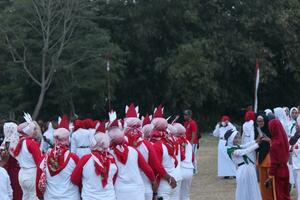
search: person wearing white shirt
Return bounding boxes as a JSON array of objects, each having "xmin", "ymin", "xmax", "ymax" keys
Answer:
[
  {"xmin": 213, "ymin": 115, "xmax": 236, "ymax": 178},
  {"xmin": 0, "ymin": 166, "xmax": 13, "ymax": 200}
]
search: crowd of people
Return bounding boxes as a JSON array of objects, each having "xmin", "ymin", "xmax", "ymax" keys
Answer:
[
  {"xmin": 0, "ymin": 104, "xmax": 199, "ymax": 200},
  {"xmin": 213, "ymin": 106, "xmax": 300, "ymax": 200}
]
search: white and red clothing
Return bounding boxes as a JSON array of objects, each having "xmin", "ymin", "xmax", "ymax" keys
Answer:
[
  {"xmin": 110, "ymin": 145, "xmax": 155, "ymax": 200},
  {"xmin": 71, "ymin": 151, "xmax": 118, "ymax": 200},
  {"xmin": 0, "ymin": 167, "xmax": 13, "ymax": 200},
  {"xmin": 179, "ymin": 138, "xmax": 194, "ymax": 200},
  {"xmin": 152, "ymin": 140, "xmax": 177, "ymax": 200},
  {"xmin": 14, "ymin": 137, "xmax": 42, "ymax": 200},
  {"xmin": 71, "ymin": 128, "xmax": 93, "ymax": 158},
  {"xmin": 169, "ymin": 136, "xmax": 182, "ymax": 200},
  {"xmin": 39, "ymin": 148, "xmax": 80, "ymax": 200},
  {"xmin": 134, "ymin": 139, "xmax": 167, "ymax": 200}
]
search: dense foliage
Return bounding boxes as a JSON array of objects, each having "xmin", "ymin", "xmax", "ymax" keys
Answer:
[{"xmin": 0, "ymin": 0, "xmax": 300, "ymax": 129}]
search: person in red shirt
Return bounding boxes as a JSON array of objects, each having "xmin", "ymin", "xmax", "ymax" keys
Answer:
[{"xmin": 183, "ymin": 109, "xmax": 199, "ymax": 174}]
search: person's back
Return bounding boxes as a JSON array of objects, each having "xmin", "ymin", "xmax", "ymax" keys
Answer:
[
  {"xmin": 0, "ymin": 166, "xmax": 13, "ymax": 200},
  {"xmin": 41, "ymin": 151, "xmax": 79, "ymax": 200}
]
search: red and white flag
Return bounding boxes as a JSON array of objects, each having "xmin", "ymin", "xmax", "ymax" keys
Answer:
[{"xmin": 254, "ymin": 60, "xmax": 260, "ymax": 113}]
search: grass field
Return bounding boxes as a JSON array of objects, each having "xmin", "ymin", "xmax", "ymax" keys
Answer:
[{"xmin": 190, "ymin": 135, "xmax": 235, "ymax": 200}]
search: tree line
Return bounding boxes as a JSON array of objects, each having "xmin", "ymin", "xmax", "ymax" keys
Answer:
[{"xmin": 0, "ymin": 0, "xmax": 300, "ymax": 129}]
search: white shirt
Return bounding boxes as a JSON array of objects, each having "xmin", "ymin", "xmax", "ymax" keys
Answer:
[
  {"xmin": 16, "ymin": 140, "xmax": 36, "ymax": 169},
  {"xmin": 71, "ymin": 128, "xmax": 94, "ymax": 158},
  {"xmin": 0, "ymin": 167, "xmax": 13, "ymax": 200},
  {"xmin": 81, "ymin": 155, "xmax": 117, "ymax": 200},
  {"xmin": 40, "ymin": 153, "xmax": 80, "ymax": 200},
  {"xmin": 181, "ymin": 142, "xmax": 194, "ymax": 169},
  {"xmin": 110, "ymin": 146, "xmax": 145, "ymax": 193},
  {"xmin": 230, "ymin": 142, "xmax": 259, "ymax": 167}
]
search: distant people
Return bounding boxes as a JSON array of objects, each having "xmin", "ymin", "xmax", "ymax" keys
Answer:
[
  {"xmin": 254, "ymin": 113, "xmax": 274, "ymax": 200},
  {"xmin": 225, "ymin": 129, "xmax": 262, "ymax": 200},
  {"xmin": 289, "ymin": 107, "xmax": 299, "ymax": 137},
  {"xmin": 183, "ymin": 110, "xmax": 199, "ymax": 174},
  {"xmin": 267, "ymin": 119, "xmax": 291, "ymax": 200},
  {"xmin": 41, "ymin": 117, "xmax": 59, "ymax": 153},
  {"xmin": 213, "ymin": 115, "xmax": 236, "ymax": 178}
]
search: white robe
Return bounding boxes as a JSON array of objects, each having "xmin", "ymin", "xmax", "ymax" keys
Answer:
[
  {"xmin": 0, "ymin": 167, "xmax": 13, "ymax": 200},
  {"xmin": 229, "ymin": 142, "xmax": 262, "ymax": 200},
  {"xmin": 213, "ymin": 123, "xmax": 236, "ymax": 177},
  {"xmin": 241, "ymin": 120, "xmax": 256, "ymax": 162},
  {"xmin": 180, "ymin": 142, "xmax": 194, "ymax": 200}
]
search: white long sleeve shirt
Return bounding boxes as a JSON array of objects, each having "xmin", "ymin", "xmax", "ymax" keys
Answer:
[{"xmin": 0, "ymin": 167, "xmax": 13, "ymax": 200}]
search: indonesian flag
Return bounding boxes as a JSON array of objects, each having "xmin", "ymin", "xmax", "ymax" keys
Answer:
[{"xmin": 254, "ymin": 60, "xmax": 260, "ymax": 113}]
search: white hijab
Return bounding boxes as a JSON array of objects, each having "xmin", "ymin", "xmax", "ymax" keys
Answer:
[
  {"xmin": 2, "ymin": 122, "xmax": 19, "ymax": 154},
  {"xmin": 274, "ymin": 107, "xmax": 290, "ymax": 134}
]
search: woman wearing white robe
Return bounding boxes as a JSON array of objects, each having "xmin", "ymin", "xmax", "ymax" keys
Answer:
[
  {"xmin": 213, "ymin": 116, "xmax": 236, "ymax": 177},
  {"xmin": 225, "ymin": 130, "xmax": 262, "ymax": 200}
]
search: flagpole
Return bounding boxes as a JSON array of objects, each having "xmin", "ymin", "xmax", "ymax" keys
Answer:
[
  {"xmin": 105, "ymin": 53, "xmax": 112, "ymax": 111},
  {"xmin": 254, "ymin": 59, "xmax": 260, "ymax": 113}
]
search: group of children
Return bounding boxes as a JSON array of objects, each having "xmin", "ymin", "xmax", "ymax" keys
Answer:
[{"xmin": 0, "ymin": 104, "xmax": 195, "ymax": 200}]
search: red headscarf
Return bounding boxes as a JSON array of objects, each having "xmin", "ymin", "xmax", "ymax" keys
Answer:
[
  {"xmin": 245, "ymin": 111, "xmax": 255, "ymax": 121},
  {"xmin": 269, "ymin": 119, "xmax": 289, "ymax": 164}
]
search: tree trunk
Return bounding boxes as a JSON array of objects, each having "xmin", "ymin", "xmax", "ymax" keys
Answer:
[{"xmin": 32, "ymin": 86, "xmax": 46, "ymax": 120}]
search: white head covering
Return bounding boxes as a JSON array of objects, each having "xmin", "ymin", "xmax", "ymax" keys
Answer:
[
  {"xmin": 274, "ymin": 107, "xmax": 290, "ymax": 134},
  {"xmin": 173, "ymin": 123, "xmax": 186, "ymax": 137},
  {"xmin": 2, "ymin": 122, "xmax": 19, "ymax": 153},
  {"xmin": 167, "ymin": 124, "xmax": 177, "ymax": 136},
  {"xmin": 297, "ymin": 115, "xmax": 300, "ymax": 127},
  {"xmin": 290, "ymin": 107, "xmax": 298, "ymax": 119},
  {"xmin": 226, "ymin": 130, "xmax": 238, "ymax": 147},
  {"xmin": 264, "ymin": 109, "xmax": 273, "ymax": 116},
  {"xmin": 152, "ymin": 118, "xmax": 168, "ymax": 131},
  {"xmin": 90, "ymin": 133, "xmax": 110, "ymax": 151},
  {"xmin": 142, "ymin": 124, "xmax": 153, "ymax": 139}
]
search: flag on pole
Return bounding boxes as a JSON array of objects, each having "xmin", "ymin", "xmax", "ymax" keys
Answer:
[{"xmin": 254, "ymin": 60, "xmax": 260, "ymax": 113}]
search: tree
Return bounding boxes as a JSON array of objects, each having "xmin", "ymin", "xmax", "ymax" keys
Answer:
[{"xmin": 1, "ymin": 0, "xmax": 123, "ymax": 119}]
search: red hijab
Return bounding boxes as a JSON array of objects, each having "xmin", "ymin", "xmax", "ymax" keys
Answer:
[{"xmin": 269, "ymin": 119, "xmax": 289, "ymax": 164}]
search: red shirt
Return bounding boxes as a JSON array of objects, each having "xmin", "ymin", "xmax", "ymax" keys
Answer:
[{"xmin": 184, "ymin": 119, "xmax": 198, "ymax": 144}]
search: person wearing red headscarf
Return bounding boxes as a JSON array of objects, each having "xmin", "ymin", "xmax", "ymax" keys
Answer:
[
  {"xmin": 213, "ymin": 115, "xmax": 237, "ymax": 178},
  {"xmin": 268, "ymin": 119, "xmax": 291, "ymax": 200},
  {"xmin": 241, "ymin": 111, "xmax": 256, "ymax": 162}
]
